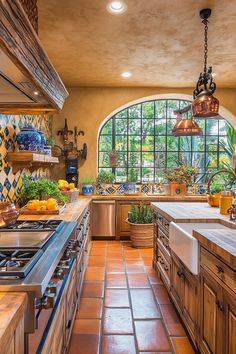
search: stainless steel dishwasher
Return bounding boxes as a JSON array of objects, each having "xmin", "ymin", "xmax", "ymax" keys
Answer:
[{"xmin": 92, "ymin": 200, "xmax": 116, "ymax": 239}]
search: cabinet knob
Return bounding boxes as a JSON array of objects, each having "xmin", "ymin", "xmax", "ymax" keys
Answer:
[
  {"xmin": 216, "ymin": 299, "xmax": 225, "ymax": 312},
  {"xmin": 177, "ymin": 270, "xmax": 185, "ymax": 279},
  {"xmin": 216, "ymin": 265, "xmax": 224, "ymax": 274}
]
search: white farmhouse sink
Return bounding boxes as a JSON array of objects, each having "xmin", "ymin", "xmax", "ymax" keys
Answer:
[{"xmin": 169, "ymin": 222, "xmax": 229, "ymax": 275}]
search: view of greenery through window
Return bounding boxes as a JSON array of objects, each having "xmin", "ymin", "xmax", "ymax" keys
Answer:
[{"xmin": 98, "ymin": 99, "xmax": 231, "ymax": 183}]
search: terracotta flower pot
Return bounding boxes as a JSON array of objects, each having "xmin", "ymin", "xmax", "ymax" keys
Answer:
[
  {"xmin": 126, "ymin": 220, "xmax": 154, "ymax": 248},
  {"xmin": 207, "ymin": 193, "xmax": 220, "ymax": 207},
  {"xmin": 169, "ymin": 182, "xmax": 187, "ymax": 196}
]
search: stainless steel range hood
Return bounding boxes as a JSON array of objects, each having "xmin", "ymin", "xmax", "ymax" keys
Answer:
[{"xmin": 0, "ymin": 0, "xmax": 68, "ymax": 114}]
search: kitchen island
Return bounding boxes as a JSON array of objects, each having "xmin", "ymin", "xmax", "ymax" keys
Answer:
[
  {"xmin": 0, "ymin": 292, "xmax": 27, "ymax": 354},
  {"xmin": 152, "ymin": 201, "xmax": 236, "ymax": 354}
]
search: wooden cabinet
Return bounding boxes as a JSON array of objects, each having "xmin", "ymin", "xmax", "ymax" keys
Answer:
[
  {"xmin": 199, "ymin": 247, "xmax": 236, "ymax": 354},
  {"xmin": 116, "ymin": 201, "xmax": 150, "ymax": 239},
  {"xmin": 3, "ymin": 316, "xmax": 25, "ymax": 354},
  {"xmin": 170, "ymin": 253, "xmax": 198, "ymax": 345}
]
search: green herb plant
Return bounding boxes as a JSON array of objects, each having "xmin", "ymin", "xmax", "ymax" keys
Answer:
[
  {"xmin": 96, "ymin": 171, "xmax": 115, "ymax": 188},
  {"xmin": 210, "ymin": 183, "xmax": 224, "ymax": 195},
  {"xmin": 45, "ymin": 137, "xmax": 55, "ymax": 146},
  {"xmin": 81, "ymin": 177, "xmax": 94, "ymax": 184},
  {"xmin": 128, "ymin": 202, "xmax": 154, "ymax": 224},
  {"xmin": 19, "ymin": 177, "xmax": 68, "ymax": 206},
  {"xmin": 127, "ymin": 168, "xmax": 138, "ymax": 183}
]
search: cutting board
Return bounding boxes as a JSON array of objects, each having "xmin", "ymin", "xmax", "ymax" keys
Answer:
[{"xmin": 20, "ymin": 203, "xmax": 66, "ymax": 215}]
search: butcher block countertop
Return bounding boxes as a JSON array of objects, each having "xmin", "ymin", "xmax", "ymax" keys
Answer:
[
  {"xmin": 151, "ymin": 202, "xmax": 236, "ymax": 226},
  {"xmin": 0, "ymin": 292, "xmax": 27, "ymax": 352},
  {"xmin": 19, "ymin": 198, "xmax": 91, "ymax": 222},
  {"xmin": 193, "ymin": 229, "xmax": 236, "ymax": 268}
]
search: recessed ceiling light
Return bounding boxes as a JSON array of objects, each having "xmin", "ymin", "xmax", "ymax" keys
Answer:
[
  {"xmin": 107, "ymin": 1, "xmax": 127, "ymax": 14},
  {"xmin": 33, "ymin": 91, "xmax": 39, "ymax": 95},
  {"xmin": 121, "ymin": 71, "xmax": 132, "ymax": 78}
]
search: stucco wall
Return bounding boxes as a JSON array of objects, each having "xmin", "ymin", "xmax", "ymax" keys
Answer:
[{"xmin": 52, "ymin": 87, "xmax": 236, "ymax": 181}]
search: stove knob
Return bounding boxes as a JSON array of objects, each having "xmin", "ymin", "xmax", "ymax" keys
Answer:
[
  {"xmin": 54, "ymin": 267, "xmax": 64, "ymax": 279},
  {"xmin": 43, "ymin": 293, "xmax": 56, "ymax": 309},
  {"xmin": 47, "ymin": 282, "xmax": 57, "ymax": 295}
]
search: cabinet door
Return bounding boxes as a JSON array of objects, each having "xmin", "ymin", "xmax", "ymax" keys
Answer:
[
  {"xmin": 170, "ymin": 255, "xmax": 184, "ymax": 314},
  {"xmin": 119, "ymin": 203, "xmax": 132, "ymax": 233},
  {"xmin": 53, "ymin": 298, "xmax": 65, "ymax": 354},
  {"xmin": 65, "ymin": 264, "xmax": 77, "ymax": 347},
  {"xmin": 182, "ymin": 270, "xmax": 198, "ymax": 343},
  {"xmin": 199, "ymin": 268, "xmax": 223, "ymax": 354},
  {"xmin": 14, "ymin": 317, "xmax": 24, "ymax": 354},
  {"xmin": 223, "ymin": 289, "xmax": 236, "ymax": 354}
]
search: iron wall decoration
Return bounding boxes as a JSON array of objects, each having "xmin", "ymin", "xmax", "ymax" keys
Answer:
[{"xmin": 192, "ymin": 8, "xmax": 219, "ymax": 118}]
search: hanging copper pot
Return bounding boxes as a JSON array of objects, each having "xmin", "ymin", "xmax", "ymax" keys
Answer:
[
  {"xmin": 172, "ymin": 115, "xmax": 203, "ymax": 136},
  {"xmin": 192, "ymin": 92, "xmax": 219, "ymax": 118}
]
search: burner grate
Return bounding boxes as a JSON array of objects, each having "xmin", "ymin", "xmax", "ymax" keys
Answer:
[{"xmin": 4, "ymin": 220, "xmax": 63, "ymax": 231}]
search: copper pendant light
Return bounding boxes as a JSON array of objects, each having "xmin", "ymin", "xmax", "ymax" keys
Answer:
[
  {"xmin": 172, "ymin": 113, "xmax": 203, "ymax": 137},
  {"xmin": 192, "ymin": 8, "xmax": 219, "ymax": 118}
]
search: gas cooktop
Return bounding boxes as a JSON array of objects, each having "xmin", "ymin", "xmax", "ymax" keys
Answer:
[
  {"xmin": 2, "ymin": 220, "xmax": 64, "ymax": 232},
  {"xmin": 0, "ymin": 249, "xmax": 43, "ymax": 278}
]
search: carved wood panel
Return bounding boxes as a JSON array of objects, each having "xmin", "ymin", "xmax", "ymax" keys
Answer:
[{"xmin": 19, "ymin": 0, "xmax": 38, "ymax": 33}]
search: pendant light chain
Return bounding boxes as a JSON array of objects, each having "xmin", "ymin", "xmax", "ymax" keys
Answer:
[{"xmin": 203, "ymin": 18, "xmax": 208, "ymax": 74}]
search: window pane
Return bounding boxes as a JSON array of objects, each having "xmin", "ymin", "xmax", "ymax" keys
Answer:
[
  {"xmin": 117, "ymin": 152, "xmax": 127, "ymax": 167},
  {"xmin": 99, "ymin": 136, "xmax": 112, "ymax": 151},
  {"xmin": 115, "ymin": 119, "xmax": 127, "ymax": 134},
  {"xmin": 206, "ymin": 120, "xmax": 219, "ymax": 135},
  {"xmin": 167, "ymin": 136, "xmax": 178, "ymax": 151},
  {"xmin": 193, "ymin": 152, "xmax": 205, "ymax": 167},
  {"xmin": 116, "ymin": 110, "xmax": 127, "ymax": 118},
  {"xmin": 155, "ymin": 101, "xmax": 166, "ymax": 118},
  {"xmin": 128, "ymin": 105, "xmax": 141, "ymax": 118},
  {"xmin": 219, "ymin": 120, "xmax": 228, "ymax": 134},
  {"xmin": 101, "ymin": 119, "xmax": 112, "ymax": 135},
  {"xmin": 167, "ymin": 152, "xmax": 179, "ymax": 168},
  {"xmin": 219, "ymin": 153, "xmax": 231, "ymax": 168},
  {"xmin": 128, "ymin": 168, "xmax": 140, "ymax": 181},
  {"xmin": 128, "ymin": 152, "xmax": 141, "ymax": 167},
  {"xmin": 155, "ymin": 119, "xmax": 166, "ymax": 135},
  {"xmin": 142, "ymin": 152, "xmax": 154, "ymax": 167},
  {"xmin": 99, "ymin": 152, "xmax": 110, "ymax": 167},
  {"xmin": 192, "ymin": 136, "xmax": 204, "ymax": 152},
  {"xmin": 154, "ymin": 151, "xmax": 166, "ymax": 168},
  {"xmin": 167, "ymin": 100, "xmax": 179, "ymax": 118},
  {"xmin": 179, "ymin": 137, "xmax": 191, "ymax": 151},
  {"xmin": 167, "ymin": 119, "xmax": 175, "ymax": 134},
  {"xmin": 128, "ymin": 136, "xmax": 141, "ymax": 151},
  {"xmin": 128, "ymin": 119, "xmax": 141, "ymax": 135},
  {"xmin": 115, "ymin": 136, "xmax": 127, "ymax": 151},
  {"xmin": 142, "ymin": 168, "xmax": 154, "ymax": 182},
  {"xmin": 142, "ymin": 136, "xmax": 154, "ymax": 151},
  {"xmin": 155, "ymin": 136, "xmax": 166, "ymax": 151},
  {"xmin": 142, "ymin": 101, "xmax": 154, "ymax": 118},
  {"xmin": 142, "ymin": 119, "xmax": 154, "ymax": 135},
  {"xmin": 206, "ymin": 136, "xmax": 218, "ymax": 151},
  {"xmin": 195, "ymin": 118, "xmax": 206, "ymax": 131},
  {"xmin": 116, "ymin": 168, "xmax": 127, "ymax": 182}
]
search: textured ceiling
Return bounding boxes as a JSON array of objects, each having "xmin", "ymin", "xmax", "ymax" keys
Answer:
[{"xmin": 38, "ymin": 0, "xmax": 236, "ymax": 88}]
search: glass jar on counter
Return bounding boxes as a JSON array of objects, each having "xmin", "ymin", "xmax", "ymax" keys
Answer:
[{"xmin": 219, "ymin": 191, "xmax": 233, "ymax": 215}]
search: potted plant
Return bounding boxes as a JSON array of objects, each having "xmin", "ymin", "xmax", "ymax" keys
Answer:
[
  {"xmin": 207, "ymin": 183, "xmax": 224, "ymax": 207},
  {"xmin": 96, "ymin": 171, "xmax": 115, "ymax": 193},
  {"xmin": 124, "ymin": 168, "xmax": 137, "ymax": 194},
  {"xmin": 127, "ymin": 202, "xmax": 154, "ymax": 248},
  {"xmin": 165, "ymin": 165, "xmax": 198, "ymax": 196},
  {"xmin": 44, "ymin": 137, "xmax": 55, "ymax": 156},
  {"xmin": 81, "ymin": 177, "xmax": 94, "ymax": 196}
]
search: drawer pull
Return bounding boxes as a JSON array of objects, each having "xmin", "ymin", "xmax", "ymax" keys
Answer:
[
  {"xmin": 66, "ymin": 320, "xmax": 72, "ymax": 329},
  {"xmin": 216, "ymin": 299, "xmax": 225, "ymax": 312},
  {"xmin": 177, "ymin": 270, "xmax": 185, "ymax": 279},
  {"xmin": 216, "ymin": 265, "xmax": 224, "ymax": 274}
]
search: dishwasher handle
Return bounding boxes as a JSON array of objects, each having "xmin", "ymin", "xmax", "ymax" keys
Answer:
[{"xmin": 92, "ymin": 200, "xmax": 115, "ymax": 204}]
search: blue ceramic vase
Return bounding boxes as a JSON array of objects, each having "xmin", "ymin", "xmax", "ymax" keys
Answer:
[
  {"xmin": 82, "ymin": 184, "xmax": 94, "ymax": 196},
  {"xmin": 38, "ymin": 130, "xmax": 46, "ymax": 152},
  {"xmin": 16, "ymin": 126, "xmax": 41, "ymax": 152}
]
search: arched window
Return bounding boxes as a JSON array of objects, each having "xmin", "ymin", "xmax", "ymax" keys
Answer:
[{"xmin": 98, "ymin": 99, "xmax": 230, "ymax": 183}]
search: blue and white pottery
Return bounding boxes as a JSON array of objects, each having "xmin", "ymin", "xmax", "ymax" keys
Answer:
[
  {"xmin": 124, "ymin": 182, "xmax": 136, "ymax": 194},
  {"xmin": 38, "ymin": 130, "xmax": 46, "ymax": 152},
  {"xmin": 16, "ymin": 126, "xmax": 41, "ymax": 152},
  {"xmin": 82, "ymin": 184, "xmax": 94, "ymax": 196}
]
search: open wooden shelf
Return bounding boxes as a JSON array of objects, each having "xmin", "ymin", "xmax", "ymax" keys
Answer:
[{"xmin": 7, "ymin": 152, "xmax": 59, "ymax": 173}]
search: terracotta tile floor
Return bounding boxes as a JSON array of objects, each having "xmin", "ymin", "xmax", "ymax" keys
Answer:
[{"xmin": 68, "ymin": 241, "xmax": 196, "ymax": 354}]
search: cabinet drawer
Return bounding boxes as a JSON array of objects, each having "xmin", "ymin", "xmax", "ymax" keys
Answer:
[
  {"xmin": 157, "ymin": 228, "xmax": 170, "ymax": 255},
  {"xmin": 157, "ymin": 247, "xmax": 170, "ymax": 288},
  {"xmin": 201, "ymin": 247, "xmax": 236, "ymax": 293}
]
